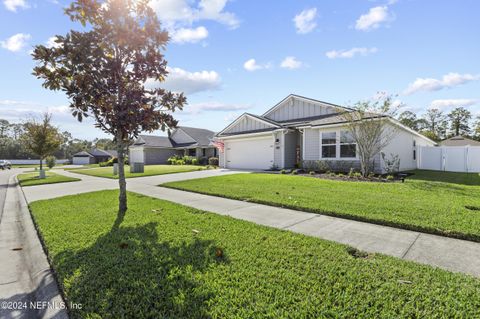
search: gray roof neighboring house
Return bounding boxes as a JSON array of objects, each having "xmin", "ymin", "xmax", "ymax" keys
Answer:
[
  {"xmin": 73, "ymin": 151, "xmax": 94, "ymax": 157},
  {"xmin": 133, "ymin": 126, "xmax": 216, "ymax": 149},
  {"xmin": 440, "ymin": 136, "xmax": 480, "ymax": 146},
  {"xmin": 73, "ymin": 149, "xmax": 117, "ymax": 158}
]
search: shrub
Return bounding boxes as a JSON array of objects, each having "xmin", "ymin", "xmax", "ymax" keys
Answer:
[
  {"xmin": 291, "ymin": 169, "xmax": 298, "ymax": 175},
  {"xmin": 317, "ymin": 160, "xmax": 331, "ymax": 173},
  {"xmin": 182, "ymin": 156, "xmax": 194, "ymax": 165},
  {"xmin": 337, "ymin": 173, "xmax": 345, "ymax": 177},
  {"xmin": 99, "ymin": 161, "xmax": 109, "ymax": 167},
  {"xmin": 353, "ymin": 172, "xmax": 362, "ymax": 178},
  {"xmin": 191, "ymin": 158, "xmax": 198, "ymax": 165},
  {"xmin": 309, "ymin": 170, "xmax": 315, "ymax": 175},
  {"xmin": 198, "ymin": 157, "xmax": 208, "ymax": 165},
  {"xmin": 386, "ymin": 175, "xmax": 395, "ymax": 181},
  {"xmin": 280, "ymin": 169, "xmax": 286, "ymax": 174},
  {"xmin": 368, "ymin": 172, "xmax": 375, "ymax": 179},
  {"xmin": 209, "ymin": 157, "xmax": 219, "ymax": 166},
  {"xmin": 45, "ymin": 155, "xmax": 56, "ymax": 169},
  {"xmin": 348, "ymin": 168, "xmax": 355, "ymax": 178}
]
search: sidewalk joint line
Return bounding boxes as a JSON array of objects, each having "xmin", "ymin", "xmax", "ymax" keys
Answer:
[
  {"xmin": 401, "ymin": 232, "xmax": 421, "ymax": 259},
  {"xmin": 282, "ymin": 215, "xmax": 319, "ymax": 230}
]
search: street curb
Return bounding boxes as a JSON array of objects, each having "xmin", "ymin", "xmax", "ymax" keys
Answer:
[{"xmin": 14, "ymin": 175, "xmax": 70, "ymax": 319}]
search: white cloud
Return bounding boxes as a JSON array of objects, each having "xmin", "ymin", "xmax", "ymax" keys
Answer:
[
  {"xmin": 243, "ymin": 58, "xmax": 271, "ymax": 72},
  {"xmin": 280, "ymin": 56, "xmax": 303, "ymax": 69},
  {"xmin": 293, "ymin": 8, "xmax": 317, "ymax": 34},
  {"xmin": 45, "ymin": 36, "xmax": 61, "ymax": 48},
  {"xmin": 170, "ymin": 26, "xmax": 208, "ymax": 44},
  {"xmin": 184, "ymin": 102, "xmax": 251, "ymax": 114},
  {"xmin": 404, "ymin": 73, "xmax": 480, "ymax": 95},
  {"xmin": 145, "ymin": 67, "xmax": 221, "ymax": 95},
  {"xmin": 430, "ymin": 99, "xmax": 478, "ymax": 109},
  {"xmin": 3, "ymin": 0, "xmax": 29, "ymax": 12},
  {"xmin": 326, "ymin": 47, "xmax": 378, "ymax": 59},
  {"xmin": 355, "ymin": 6, "xmax": 392, "ymax": 31},
  {"xmin": 150, "ymin": 0, "xmax": 239, "ymax": 29},
  {"xmin": 0, "ymin": 33, "xmax": 31, "ymax": 52}
]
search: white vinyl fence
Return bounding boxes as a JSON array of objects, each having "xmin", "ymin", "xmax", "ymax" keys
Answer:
[{"xmin": 418, "ymin": 146, "xmax": 480, "ymax": 173}]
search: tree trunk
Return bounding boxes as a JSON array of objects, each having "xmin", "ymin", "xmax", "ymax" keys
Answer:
[
  {"xmin": 117, "ymin": 141, "xmax": 127, "ymax": 215},
  {"xmin": 39, "ymin": 157, "xmax": 43, "ymax": 171}
]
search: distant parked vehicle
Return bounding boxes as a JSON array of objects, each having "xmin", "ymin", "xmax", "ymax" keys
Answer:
[{"xmin": 0, "ymin": 160, "xmax": 12, "ymax": 170}]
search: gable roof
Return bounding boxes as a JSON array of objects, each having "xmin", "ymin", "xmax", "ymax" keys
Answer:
[
  {"xmin": 73, "ymin": 151, "xmax": 93, "ymax": 157},
  {"xmin": 177, "ymin": 126, "xmax": 215, "ymax": 147},
  {"xmin": 262, "ymin": 94, "xmax": 351, "ymax": 118},
  {"xmin": 89, "ymin": 148, "xmax": 114, "ymax": 157},
  {"xmin": 216, "ymin": 113, "xmax": 281, "ymax": 137},
  {"xmin": 133, "ymin": 135, "xmax": 175, "ymax": 148},
  {"xmin": 133, "ymin": 126, "xmax": 215, "ymax": 148},
  {"xmin": 440, "ymin": 135, "xmax": 480, "ymax": 146}
]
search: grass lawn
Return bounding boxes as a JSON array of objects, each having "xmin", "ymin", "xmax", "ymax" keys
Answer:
[
  {"xmin": 63, "ymin": 164, "xmax": 100, "ymax": 170},
  {"xmin": 30, "ymin": 190, "xmax": 480, "ymax": 318},
  {"xmin": 17, "ymin": 171, "xmax": 80, "ymax": 187},
  {"xmin": 164, "ymin": 170, "xmax": 480, "ymax": 241},
  {"xmin": 69, "ymin": 164, "xmax": 205, "ymax": 179}
]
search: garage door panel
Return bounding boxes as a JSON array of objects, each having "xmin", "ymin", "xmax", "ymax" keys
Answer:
[{"xmin": 225, "ymin": 136, "xmax": 274, "ymax": 170}]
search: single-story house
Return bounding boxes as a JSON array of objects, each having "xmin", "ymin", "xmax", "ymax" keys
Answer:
[
  {"xmin": 129, "ymin": 126, "xmax": 217, "ymax": 165},
  {"xmin": 72, "ymin": 149, "xmax": 117, "ymax": 165},
  {"xmin": 214, "ymin": 94, "xmax": 436, "ymax": 172},
  {"xmin": 439, "ymin": 135, "xmax": 480, "ymax": 147}
]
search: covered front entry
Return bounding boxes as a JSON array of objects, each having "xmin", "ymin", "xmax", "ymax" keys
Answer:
[{"xmin": 225, "ymin": 136, "xmax": 274, "ymax": 170}]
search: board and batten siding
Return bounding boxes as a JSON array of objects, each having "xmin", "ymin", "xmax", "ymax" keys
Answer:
[
  {"xmin": 223, "ymin": 116, "xmax": 273, "ymax": 135},
  {"xmin": 144, "ymin": 148, "xmax": 179, "ymax": 165},
  {"xmin": 303, "ymin": 128, "xmax": 320, "ymax": 160},
  {"xmin": 264, "ymin": 97, "xmax": 337, "ymax": 122}
]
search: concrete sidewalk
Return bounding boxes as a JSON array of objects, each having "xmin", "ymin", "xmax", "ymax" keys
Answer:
[
  {"xmin": 0, "ymin": 171, "xmax": 68, "ymax": 319},
  {"xmin": 21, "ymin": 168, "xmax": 480, "ymax": 278}
]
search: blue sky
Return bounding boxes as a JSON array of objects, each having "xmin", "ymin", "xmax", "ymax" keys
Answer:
[{"xmin": 0, "ymin": 0, "xmax": 479, "ymax": 139}]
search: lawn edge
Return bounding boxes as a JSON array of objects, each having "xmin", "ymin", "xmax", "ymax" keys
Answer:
[
  {"xmin": 18, "ymin": 174, "xmax": 81, "ymax": 187},
  {"xmin": 68, "ymin": 167, "xmax": 206, "ymax": 179},
  {"xmin": 161, "ymin": 184, "xmax": 480, "ymax": 243},
  {"xmin": 15, "ymin": 176, "xmax": 71, "ymax": 318}
]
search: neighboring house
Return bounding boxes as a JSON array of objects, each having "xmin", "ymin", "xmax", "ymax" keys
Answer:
[
  {"xmin": 439, "ymin": 136, "xmax": 480, "ymax": 147},
  {"xmin": 214, "ymin": 94, "xmax": 436, "ymax": 172},
  {"xmin": 72, "ymin": 149, "xmax": 117, "ymax": 165},
  {"xmin": 129, "ymin": 126, "xmax": 217, "ymax": 165}
]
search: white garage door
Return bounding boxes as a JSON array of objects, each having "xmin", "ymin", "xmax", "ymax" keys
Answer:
[
  {"xmin": 225, "ymin": 136, "xmax": 274, "ymax": 170},
  {"xmin": 73, "ymin": 156, "xmax": 91, "ymax": 165}
]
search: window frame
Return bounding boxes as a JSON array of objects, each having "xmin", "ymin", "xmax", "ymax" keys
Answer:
[
  {"xmin": 319, "ymin": 129, "xmax": 358, "ymax": 160},
  {"xmin": 320, "ymin": 131, "xmax": 337, "ymax": 159}
]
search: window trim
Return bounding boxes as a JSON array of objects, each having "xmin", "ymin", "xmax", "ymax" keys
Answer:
[
  {"xmin": 320, "ymin": 131, "xmax": 337, "ymax": 159},
  {"xmin": 319, "ymin": 129, "xmax": 358, "ymax": 160}
]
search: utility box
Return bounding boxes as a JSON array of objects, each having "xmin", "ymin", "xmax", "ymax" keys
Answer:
[{"xmin": 130, "ymin": 162, "xmax": 144, "ymax": 173}]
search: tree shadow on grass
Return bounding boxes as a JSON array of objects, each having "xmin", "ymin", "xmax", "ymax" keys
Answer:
[{"xmin": 53, "ymin": 222, "xmax": 227, "ymax": 319}]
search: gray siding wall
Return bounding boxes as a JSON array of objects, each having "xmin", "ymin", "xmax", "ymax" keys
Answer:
[
  {"xmin": 144, "ymin": 148, "xmax": 179, "ymax": 165},
  {"xmin": 265, "ymin": 97, "xmax": 337, "ymax": 122},
  {"xmin": 171, "ymin": 129, "xmax": 195, "ymax": 144},
  {"xmin": 273, "ymin": 132, "xmax": 283, "ymax": 168},
  {"xmin": 303, "ymin": 128, "xmax": 320, "ymax": 160},
  {"xmin": 284, "ymin": 131, "xmax": 298, "ymax": 168},
  {"xmin": 223, "ymin": 116, "xmax": 272, "ymax": 134}
]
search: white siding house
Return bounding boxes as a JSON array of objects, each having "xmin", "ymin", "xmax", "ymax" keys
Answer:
[{"xmin": 214, "ymin": 94, "xmax": 436, "ymax": 172}]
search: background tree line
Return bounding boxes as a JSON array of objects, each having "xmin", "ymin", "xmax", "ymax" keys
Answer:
[
  {"xmin": 397, "ymin": 107, "xmax": 480, "ymax": 142},
  {"xmin": 0, "ymin": 117, "xmax": 116, "ymax": 159}
]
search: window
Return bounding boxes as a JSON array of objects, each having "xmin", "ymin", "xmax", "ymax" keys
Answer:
[
  {"xmin": 321, "ymin": 132, "xmax": 336, "ymax": 158},
  {"xmin": 413, "ymin": 140, "xmax": 416, "ymax": 160},
  {"xmin": 188, "ymin": 149, "xmax": 196, "ymax": 156},
  {"xmin": 340, "ymin": 131, "xmax": 356, "ymax": 158},
  {"xmin": 202, "ymin": 148, "xmax": 206, "ymax": 156}
]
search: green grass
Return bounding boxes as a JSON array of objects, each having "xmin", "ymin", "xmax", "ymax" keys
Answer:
[
  {"xmin": 63, "ymin": 164, "xmax": 100, "ymax": 170},
  {"xmin": 164, "ymin": 170, "xmax": 480, "ymax": 241},
  {"xmin": 17, "ymin": 171, "xmax": 80, "ymax": 187},
  {"xmin": 30, "ymin": 190, "xmax": 480, "ymax": 318},
  {"xmin": 69, "ymin": 164, "xmax": 205, "ymax": 179}
]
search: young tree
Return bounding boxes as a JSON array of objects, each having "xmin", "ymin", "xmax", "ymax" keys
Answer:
[
  {"xmin": 397, "ymin": 111, "xmax": 418, "ymax": 130},
  {"xmin": 448, "ymin": 107, "xmax": 472, "ymax": 136},
  {"xmin": 341, "ymin": 96, "xmax": 398, "ymax": 177},
  {"xmin": 474, "ymin": 116, "xmax": 480, "ymax": 141},
  {"xmin": 21, "ymin": 113, "xmax": 62, "ymax": 175},
  {"xmin": 32, "ymin": 0, "xmax": 186, "ymax": 214}
]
